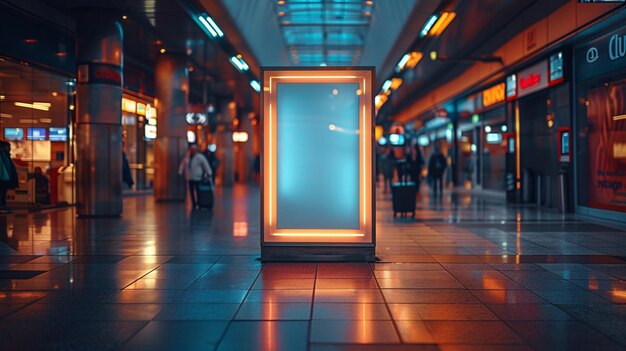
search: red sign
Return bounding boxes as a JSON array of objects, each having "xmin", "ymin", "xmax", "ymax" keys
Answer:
[
  {"xmin": 94, "ymin": 68, "xmax": 121, "ymax": 84},
  {"xmin": 516, "ymin": 60, "xmax": 548, "ymax": 98},
  {"xmin": 519, "ymin": 73, "xmax": 541, "ymax": 89}
]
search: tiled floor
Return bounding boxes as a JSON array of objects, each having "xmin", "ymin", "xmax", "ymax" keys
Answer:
[{"xmin": 0, "ymin": 185, "xmax": 625, "ymax": 350}]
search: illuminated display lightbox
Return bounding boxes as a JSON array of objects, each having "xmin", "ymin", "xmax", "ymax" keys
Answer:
[{"xmin": 261, "ymin": 68, "xmax": 375, "ymax": 261}]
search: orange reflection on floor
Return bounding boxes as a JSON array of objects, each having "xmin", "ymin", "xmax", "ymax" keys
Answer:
[{"xmin": 233, "ymin": 221, "xmax": 248, "ymax": 237}]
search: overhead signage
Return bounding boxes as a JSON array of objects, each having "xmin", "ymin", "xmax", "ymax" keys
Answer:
[
  {"xmin": 576, "ymin": 26, "xmax": 626, "ymax": 81},
  {"xmin": 549, "ymin": 52, "xmax": 564, "ymax": 84},
  {"xmin": 482, "ymin": 83, "xmax": 506, "ymax": 108},
  {"xmin": 506, "ymin": 75, "xmax": 517, "ymax": 100},
  {"xmin": 516, "ymin": 61, "xmax": 549, "ymax": 98},
  {"xmin": 77, "ymin": 63, "xmax": 122, "ymax": 86},
  {"xmin": 122, "ymin": 98, "xmax": 136, "ymax": 113}
]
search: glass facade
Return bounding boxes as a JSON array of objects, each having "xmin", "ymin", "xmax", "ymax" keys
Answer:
[
  {"xmin": 121, "ymin": 95, "xmax": 156, "ymax": 192},
  {"xmin": 0, "ymin": 58, "xmax": 75, "ymax": 208},
  {"xmin": 576, "ymin": 73, "xmax": 626, "ymax": 213}
]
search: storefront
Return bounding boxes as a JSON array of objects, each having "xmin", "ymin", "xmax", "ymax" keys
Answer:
[
  {"xmin": 506, "ymin": 50, "xmax": 569, "ymax": 207},
  {"xmin": 574, "ymin": 24, "xmax": 626, "ymax": 218},
  {"xmin": 456, "ymin": 83, "xmax": 507, "ymax": 191},
  {"xmin": 0, "ymin": 57, "xmax": 75, "ymax": 208},
  {"xmin": 121, "ymin": 95, "xmax": 157, "ymax": 192}
]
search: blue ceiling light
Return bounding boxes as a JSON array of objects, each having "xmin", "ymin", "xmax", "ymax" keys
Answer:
[
  {"xmin": 199, "ymin": 15, "xmax": 224, "ymax": 38},
  {"xmin": 395, "ymin": 54, "xmax": 411, "ymax": 72},
  {"xmin": 420, "ymin": 15, "xmax": 438, "ymax": 38},
  {"xmin": 381, "ymin": 79, "xmax": 392, "ymax": 93},
  {"xmin": 250, "ymin": 80, "xmax": 261, "ymax": 93},
  {"xmin": 230, "ymin": 56, "xmax": 249, "ymax": 72}
]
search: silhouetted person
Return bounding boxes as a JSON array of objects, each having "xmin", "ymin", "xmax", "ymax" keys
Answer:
[
  {"xmin": 381, "ymin": 148, "xmax": 395, "ymax": 193},
  {"xmin": 28, "ymin": 167, "xmax": 50, "ymax": 205},
  {"xmin": 428, "ymin": 147, "xmax": 447, "ymax": 197},
  {"xmin": 179, "ymin": 145, "xmax": 212, "ymax": 210},
  {"xmin": 0, "ymin": 141, "xmax": 18, "ymax": 214},
  {"xmin": 253, "ymin": 154, "xmax": 261, "ymax": 185},
  {"xmin": 122, "ymin": 151, "xmax": 134, "ymax": 189},
  {"xmin": 202, "ymin": 147, "xmax": 220, "ymax": 184},
  {"xmin": 409, "ymin": 145, "xmax": 424, "ymax": 191}
]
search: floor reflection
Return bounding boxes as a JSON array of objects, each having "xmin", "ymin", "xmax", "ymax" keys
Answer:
[{"xmin": 0, "ymin": 184, "xmax": 624, "ymax": 350}]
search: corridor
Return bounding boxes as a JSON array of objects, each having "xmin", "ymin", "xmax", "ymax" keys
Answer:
[{"xmin": 0, "ymin": 187, "xmax": 625, "ymax": 350}]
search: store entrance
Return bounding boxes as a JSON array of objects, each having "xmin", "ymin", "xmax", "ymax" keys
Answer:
[{"xmin": 518, "ymin": 90, "xmax": 557, "ymax": 206}]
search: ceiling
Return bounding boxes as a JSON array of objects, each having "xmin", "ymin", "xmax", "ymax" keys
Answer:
[
  {"xmin": 274, "ymin": 0, "xmax": 376, "ymax": 66},
  {"xmin": 37, "ymin": 0, "xmax": 259, "ymax": 111}
]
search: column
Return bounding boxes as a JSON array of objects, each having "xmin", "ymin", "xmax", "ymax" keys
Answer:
[
  {"xmin": 74, "ymin": 8, "xmax": 123, "ymax": 217},
  {"xmin": 154, "ymin": 54, "xmax": 189, "ymax": 201}
]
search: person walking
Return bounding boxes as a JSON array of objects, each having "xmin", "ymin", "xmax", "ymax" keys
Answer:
[
  {"xmin": 179, "ymin": 145, "xmax": 212, "ymax": 210},
  {"xmin": 409, "ymin": 144, "xmax": 424, "ymax": 191},
  {"xmin": 381, "ymin": 148, "xmax": 396, "ymax": 193},
  {"xmin": 428, "ymin": 146, "xmax": 447, "ymax": 197},
  {"xmin": 0, "ymin": 141, "xmax": 18, "ymax": 214}
]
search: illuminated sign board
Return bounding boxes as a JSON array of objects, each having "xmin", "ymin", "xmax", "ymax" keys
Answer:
[
  {"xmin": 49, "ymin": 128, "xmax": 68, "ymax": 142},
  {"xmin": 144, "ymin": 125, "xmax": 157, "ymax": 139},
  {"xmin": 506, "ymin": 74, "xmax": 517, "ymax": 100},
  {"xmin": 261, "ymin": 68, "xmax": 375, "ymax": 261},
  {"xmin": 27, "ymin": 128, "xmax": 47, "ymax": 141},
  {"xmin": 517, "ymin": 61, "xmax": 549, "ymax": 98},
  {"xmin": 4, "ymin": 128, "xmax": 23, "ymax": 141},
  {"xmin": 121, "ymin": 98, "xmax": 136, "ymax": 113},
  {"xmin": 550, "ymin": 52, "xmax": 564, "ymax": 83},
  {"xmin": 136, "ymin": 103, "xmax": 146, "ymax": 116},
  {"xmin": 482, "ymin": 83, "xmax": 505, "ymax": 108}
]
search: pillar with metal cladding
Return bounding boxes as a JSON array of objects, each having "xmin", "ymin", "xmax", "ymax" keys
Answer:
[
  {"xmin": 154, "ymin": 54, "xmax": 189, "ymax": 201},
  {"xmin": 74, "ymin": 8, "xmax": 123, "ymax": 217}
]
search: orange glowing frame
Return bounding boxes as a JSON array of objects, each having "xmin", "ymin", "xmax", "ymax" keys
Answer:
[{"xmin": 261, "ymin": 68, "xmax": 375, "ymax": 244}]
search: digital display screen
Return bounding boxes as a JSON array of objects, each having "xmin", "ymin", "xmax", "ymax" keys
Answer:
[
  {"xmin": 486, "ymin": 133, "xmax": 503, "ymax": 144},
  {"xmin": 561, "ymin": 131, "xmax": 570, "ymax": 155},
  {"xmin": 4, "ymin": 128, "xmax": 24, "ymax": 141},
  {"xmin": 49, "ymin": 127, "xmax": 68, "ymax": 142},
  {"xmin": 389, "ymin": 134, "xmax": 405, "ymax": 146},
  {"xmin": 27, "ymin": 128, "xmax": 47, "ymax": 141}
]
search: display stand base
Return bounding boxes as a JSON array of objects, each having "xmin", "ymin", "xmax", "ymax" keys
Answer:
[{"xmin": 261, "ymin": 245, "xmax": 375, "ymax": 262}]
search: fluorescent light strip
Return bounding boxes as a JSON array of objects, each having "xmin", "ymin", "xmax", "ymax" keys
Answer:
[
  {"xmin": 362, "ymin": 103, "xmax": 366, "ymax": 225},
  {"xmin": 198, "ymin": 16, "xmax": 218, "ymax": 37},
  {"xmin": 430, "ymin": 12, "xmax": 456, "ymax": 36},
  {"xmin": 229, "ymin": 56, "xmax": 244, "ymax": 71},
  {"xmin": 269, "ymin": 102, "xmax": 273, "ymax": 226},
  {"xmin": 396, "ymin": 54, "xmax": 410, "ymax": 71},
  {"xmin": 206, "ymin": 16, "xmax": 224, "ymax": 37},
  {"xmin": 272, "ymin": 233, "xmax": 365, "ymax": 237},
  {"xmin": 381, "ymin": 80, "xmax": 392, "ymax": 92},
  {"xmin": 420, "ymin": 15, "xmax": 438, "ymax": 37},
  {"xmin": 14, "ymin": 102, "xmax": 49, "ymax": 111},
  {"xmin": 229, "ymin": 56, "xmax": 249, "ymax": 72},
  {"xmin": 613, "ymin": 114, "xmax": 626, "ymax": 121},
  {"xmin": 250, "ymin": 80, "xmax": 261, "ymax": 92}
]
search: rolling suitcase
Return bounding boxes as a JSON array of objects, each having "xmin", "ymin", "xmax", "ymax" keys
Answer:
[
  {"xmin": 197, "ymin": 179, "xmax": 214, "ymax": 209},
  {"xmin": 391, "ymin": 160, "xmax": 417, "ymax": 218}
]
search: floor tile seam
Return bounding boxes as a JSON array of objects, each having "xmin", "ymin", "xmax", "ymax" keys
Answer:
[
  {"xmin": 0, "ymin": 293, "xmax": 49, "ymax": 320},
  {"xmin": 548, "ymin": 303, "xmax": 626, "ymax": 347},
  {"xmin": 116, "ymin": 320, "xmax": 151, "ymax": 349},
  {"xmin": 306, "ymin": 263, "xmax": 318, "ymax": 351},
  {"xmin": 489, "ymin": 302, "xmax": 626, "ymax": 349},
  {"xmin": 370, "ymin": 261, "xmax": 405, "ymax": 344},
  {"xmin": 213, "ymin": 262, "xmax": 262, "ymax": 349},
  {"xmin": 441, "ymin": 265, "xmax": 532, "ymax": 345}
]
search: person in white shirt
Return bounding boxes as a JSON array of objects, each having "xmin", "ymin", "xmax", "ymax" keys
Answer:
[{"xmin": 178, "ymin": 144, "xmax": 212, "ymax": 209}]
